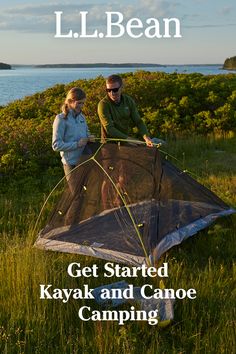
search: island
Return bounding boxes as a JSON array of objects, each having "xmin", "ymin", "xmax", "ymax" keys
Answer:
[
  {"xmin": 223, "ymin": 56, "xmax": 236, "ymax": 70},
  {"xmin": 34, "ymin": 63, "xmax": 163, "ymax": 68},
  {"xmin": 0, "ymin": 62, "xmax": 11, "ymax": 70}
]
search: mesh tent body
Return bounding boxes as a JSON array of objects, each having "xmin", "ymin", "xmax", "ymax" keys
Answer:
[{"xmin": 35, "ymin": 143, "xmax": 235, "ymax": 266}]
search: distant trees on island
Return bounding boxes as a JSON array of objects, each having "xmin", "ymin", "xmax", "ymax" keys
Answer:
[
  {"xmin": 1, "ymin": 59, "xmax": 235, "ymax": 70},
  {"xmin": 223, "ymin": 56, "xmax": 236, "ymax": 70},
  {"xmin": 0, "ymin": 62, "xmax": 11, "ymax": 70},
  {"xmin": 35, "ymin": 63, "xmax": 163, "ymax": 68}
]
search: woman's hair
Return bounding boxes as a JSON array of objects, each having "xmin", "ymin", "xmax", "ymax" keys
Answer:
[{"xmin": 61, "ymin": 87, "xmax": 86, "ymax": 118}]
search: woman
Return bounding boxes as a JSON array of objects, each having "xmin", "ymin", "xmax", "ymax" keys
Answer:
[{"xmin": 52, "ymin": 87, "xmax": 93, "ymax": 179}]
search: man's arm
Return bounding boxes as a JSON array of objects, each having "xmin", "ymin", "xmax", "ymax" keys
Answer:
[
  {"xmin": 129, "ymin": 98, "xmax": 153, "ymax": 146},
  {"xmin": 98, "ymin": 100, "xmax": 128, "ymax": 139}
]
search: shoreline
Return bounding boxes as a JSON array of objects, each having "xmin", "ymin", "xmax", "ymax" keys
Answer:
[{"xmin": 10, "ymin": 63, "xmax": 223, "ymax": 68}]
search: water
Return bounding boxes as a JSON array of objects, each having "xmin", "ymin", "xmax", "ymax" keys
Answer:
[{"xmin": 0, "ymin": 65, "xmax": 234, "ymax": 106}]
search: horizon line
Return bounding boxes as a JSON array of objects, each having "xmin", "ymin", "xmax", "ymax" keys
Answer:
[{"xmin": 10, "ymin": 62, "xmax": 223, "ymax": 66}]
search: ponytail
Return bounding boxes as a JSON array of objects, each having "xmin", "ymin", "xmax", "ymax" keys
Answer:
[{"xmin": 61, "ymin": 103, "xmax": 70, "ymax": 118}]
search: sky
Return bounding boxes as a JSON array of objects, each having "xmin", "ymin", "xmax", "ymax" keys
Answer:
[{"xmin": 0, "ymin": 0, "xmax": 235, "ymax": 65}]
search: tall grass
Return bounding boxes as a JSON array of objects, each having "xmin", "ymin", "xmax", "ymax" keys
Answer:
[{"xmin": 0, "ymin": 136, "xmax": 235, "ymax": 353}]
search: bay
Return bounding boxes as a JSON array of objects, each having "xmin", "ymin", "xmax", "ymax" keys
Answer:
[{"xmin": 0, "ymin": 65, "xmax": 234, "ymax": 106}]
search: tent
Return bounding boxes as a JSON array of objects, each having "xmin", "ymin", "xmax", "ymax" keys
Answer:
[{"xmin": 35, "ymin": 142, "xmax": 235, "ymax": 266}]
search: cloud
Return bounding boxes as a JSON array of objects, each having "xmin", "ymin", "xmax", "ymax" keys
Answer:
[
  {"xmin": 183, "ymin": 23, "xmax": 236, "ymax": 28},
  {"xmin": 0, "ymin": 3, "xmax": 95, "ymax": 32},
  {"xmin": 0, "ymin": 0, "xmax": 181, "ymax": 33},
  {"xmin": 138, "ymin": 0, "xmax": 179, "ymax": 17},
  {"xmin": 5, "ymin": 3, "xmax": 90, "ymax": 16},
  {"xmin": 219, "ymin": 6, "xmax": 234, "ymax": 16}
]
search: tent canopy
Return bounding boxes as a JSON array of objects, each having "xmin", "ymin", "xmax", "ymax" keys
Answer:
[{"xmin": 35, "ymin": 142, "xmax": 235, "ymax": 265}]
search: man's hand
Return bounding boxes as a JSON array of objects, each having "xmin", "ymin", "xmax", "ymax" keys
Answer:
[
  {"xmin": 78, "ymin": 138, "xmax": 88, "ymax": 147},
  {"xmin": 143, "ymin": 135, "xmax": 153, "ymax": 147}
]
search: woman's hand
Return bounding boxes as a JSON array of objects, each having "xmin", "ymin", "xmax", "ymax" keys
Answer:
[
  {"xmin": 78, "ymin": 138, "xmax": 88, "ymax": 147},
  {"xmin": 88, "ymin": 135, "xmax": 96, "ymax": 142}
]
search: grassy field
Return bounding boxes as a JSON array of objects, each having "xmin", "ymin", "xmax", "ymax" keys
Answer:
[{"xmin": 0, "ymin": 135, "xmax": 235, "ymax": 354}]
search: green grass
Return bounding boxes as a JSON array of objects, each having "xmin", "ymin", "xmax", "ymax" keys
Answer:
[{"xmin": 0, "ymin": 136, "xmax": 235, "ymax": 354}]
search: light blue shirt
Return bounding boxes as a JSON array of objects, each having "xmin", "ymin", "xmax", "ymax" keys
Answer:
[{"xmin": 52, "ymin": 109, "xmax": 90, "ymax": 165}]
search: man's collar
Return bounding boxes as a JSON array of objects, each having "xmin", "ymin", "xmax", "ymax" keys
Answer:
[{"xmin": 107, "ymin": 94, "xmax": 123, "ymax": 105}]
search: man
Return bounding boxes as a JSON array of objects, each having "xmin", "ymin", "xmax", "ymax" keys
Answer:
[
  {"xmin": 97, "ymin": 74, "xmax": 153, "ymax": 146},
  {"xmin": 97, "ymin": 75, "xmax": 153, "ymax": 209}
]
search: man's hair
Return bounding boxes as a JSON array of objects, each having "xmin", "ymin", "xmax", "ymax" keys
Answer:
[{"xmin": 106, "ymin": 75, "xmax": 123, "ymax": 86}]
